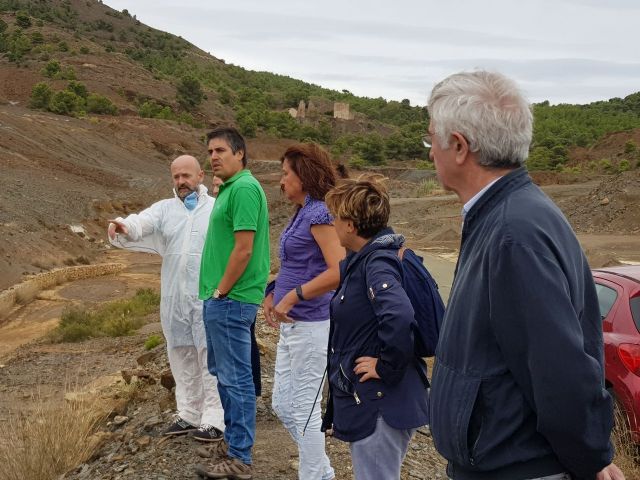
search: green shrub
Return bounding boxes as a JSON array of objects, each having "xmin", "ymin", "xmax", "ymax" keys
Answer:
[
  {"xmin": 79, "ymin": 45, "xmax": 89, "ymax": 54},
  {"xmin": 42, "ymin": 60, "xmax": 61, "ymax": 78},
  {"xmin": 144, "ymin": 334, "xmax": 163, "ymax": 350},
  {"xmin": 15, "ymin": 11, "xmax": 31, "ymax": 28},
  {"xmin": 176, "ymin": 75, "xmax": 203, "ymax": 110},
  {"xmin": 619, "ymin": 159, "xmax": 631, "ymax": 172},
  {"xmin": 48, "ymin": 90, "xmax": 83, "ymax": 115},
  {"xmin": 30, "ymin": 31, "xmax": 44, "ymax": 44},
  {"xmin": 624, "ymin": 140, "xmax": 637, "ymax": 155},
  {"xmin": 7, "ymin": 30, "xmax": 31, "ymax": 62},
  {"xmin": 86, "ymin": 93, "xmax": 117, "ymax": 114},
  {"xmin": 0, "ymin": 18, "xmax": 7, "ymax": 34},
  {"xmin": 348, "ymin": 155, "xmax": 366, "ymax": 169},
  {"xmin": 49, "ymin": 289, "xmax": 160, "ymax": 343},
  {"xmin": 416, "ymin": 160, "xmax": 434, "ymax": 170},
  {"xmin": 66, "ymin": 80, "xmax": 87, "ymax": 99},
  {"xmin": 600, "ymin": 158, "xmax": 614, "ymax": 172},
  {"xmin": 58, "ymin": 41, "xmax": 68, "ymax": 52},
  {"xmin": 60, "ymin": 66, "xmax": 75, "ymax": 80},
  {"xmin": 138, "ymin": 99, "xmax": 163, "ymax": 118},
  {"xmin": 29, "ymin": 82, "xmax": 52, "ymax": 109}
]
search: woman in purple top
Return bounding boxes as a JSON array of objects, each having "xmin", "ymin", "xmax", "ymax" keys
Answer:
[{"xmin": 263, "ymin": 143, "xmax": 345, "ymax": 480}]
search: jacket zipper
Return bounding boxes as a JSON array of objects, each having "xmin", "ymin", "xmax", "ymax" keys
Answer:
[{"xmin": 339, "ymin": 364, "xmax": 361, "ymax": 405}]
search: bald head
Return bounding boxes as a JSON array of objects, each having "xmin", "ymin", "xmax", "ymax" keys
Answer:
[
  {"xmin": 172, "ymin": 155, "xmax": 201, "ymax": 172},
  {"xmin": 171, "ymin": 155, "xmax": 205, "ymax": 200}
]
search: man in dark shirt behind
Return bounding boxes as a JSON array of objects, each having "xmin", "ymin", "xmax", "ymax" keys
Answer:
[{"xmin": 425, "ymin": 70, "xmax": 623, "ymax": 480}]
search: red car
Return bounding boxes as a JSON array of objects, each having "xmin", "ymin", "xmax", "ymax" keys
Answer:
[{"xmin": 593, "ymin": 266, "xmax": 640, "ymax": 441}]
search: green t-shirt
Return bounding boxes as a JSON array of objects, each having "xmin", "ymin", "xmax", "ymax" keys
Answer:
[{"xmin": 199, "ymin": 169, "xmax": 270, "ymax": 304}]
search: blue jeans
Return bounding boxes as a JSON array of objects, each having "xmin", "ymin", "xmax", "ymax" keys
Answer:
[{"xmin": 203, "ymin": 298, "xmax": 259, "ymax": 465}]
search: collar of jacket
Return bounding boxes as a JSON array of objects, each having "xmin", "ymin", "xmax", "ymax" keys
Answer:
[
  {"xmin": 463, "ymin": 166, "xmax": 531, "ymax": 227},
  {"xmin": 341, "ymin": 227, "xmax": 405, "ymax": 276}
]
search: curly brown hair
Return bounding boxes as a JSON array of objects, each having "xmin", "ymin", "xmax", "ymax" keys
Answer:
[
  {"xmin": 281, "ymin": 143, "xmax": 346, "ymax": 201},
  {"xmin": 325, "ymin": 174, "xmax": 390, "ymax": 239}
]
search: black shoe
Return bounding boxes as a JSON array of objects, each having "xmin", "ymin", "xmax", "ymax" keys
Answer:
[
  {"xmin": 192, "ymin": 424, "xmax": 224, "ymax": 442},
  {"xmin": 162, "ymin": 416, "xmax": 197, "ymax": 436}
]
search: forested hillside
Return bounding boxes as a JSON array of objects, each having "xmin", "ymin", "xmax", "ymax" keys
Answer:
[{"xmin": 1, "ymin": 0, "xmax": 639, "ymax": 171}]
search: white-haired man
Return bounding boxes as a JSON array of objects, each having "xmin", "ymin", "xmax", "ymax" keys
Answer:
[
  {"xmin": 426, "ymin": 71, "xmax": 623, "ymax": 480},
  {"xmin": 108, "ymin": 155, "xmax": 224, "ymax": 442}
]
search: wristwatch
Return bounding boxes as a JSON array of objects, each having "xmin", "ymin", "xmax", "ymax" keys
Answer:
[{"xmin": 213, "ymin": 288, "xmax": 227, "ymax": 299}]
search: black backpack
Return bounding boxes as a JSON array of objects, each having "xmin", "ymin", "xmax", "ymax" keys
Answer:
[{"xmin": 365, "ymin": 247, "xmax": 445, "ymax": 358}]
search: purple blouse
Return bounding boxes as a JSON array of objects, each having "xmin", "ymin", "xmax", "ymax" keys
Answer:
[{"xmin": 273, "ymin": 196, "xmax": 333, "ymax": 321}]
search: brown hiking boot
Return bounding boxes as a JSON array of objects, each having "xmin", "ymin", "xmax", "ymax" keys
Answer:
[
  {"xmin": 195, "ymin": 439, "xmax": 228, "ymax": 459},
  {"xmin": 195, "ymin": 457, "xmax": 252, "ymax": 479}
]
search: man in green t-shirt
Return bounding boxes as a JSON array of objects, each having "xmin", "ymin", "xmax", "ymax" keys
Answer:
[{"xmin": 196, "ymin": 126, "xmax": 269, "ymax": 480}]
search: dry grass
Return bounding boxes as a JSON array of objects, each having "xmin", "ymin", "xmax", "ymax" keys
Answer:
[
  {"xmin": 611, "ymin": 404, "xmax": 640, "ymax": 477},
  {"xmin": 415, "ymin": 178, "xmax": 440, "ymax": 197},
  {"xmin": 0, "ymin": 392, "xmax": 107, "ymax": 480},
  {"xmin": 14, "ymin": 283, "xmax": 39, "ymax": 306}
]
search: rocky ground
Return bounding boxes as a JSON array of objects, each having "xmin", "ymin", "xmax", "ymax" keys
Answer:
[{"xmin": 0, "ymin": 250, "xmax": 448, "ymax": 480}]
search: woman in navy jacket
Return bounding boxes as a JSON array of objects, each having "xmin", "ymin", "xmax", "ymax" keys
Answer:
[{"xmin": 322, "ymin": 175, "xmax": 429, "ymax": 480}]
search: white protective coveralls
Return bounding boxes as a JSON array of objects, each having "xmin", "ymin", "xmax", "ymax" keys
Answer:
[{"xmin": 109, "ymin": 184, "xmax": 223, "ymax": 430}]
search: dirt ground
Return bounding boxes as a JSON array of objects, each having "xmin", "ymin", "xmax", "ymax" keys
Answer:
[{"xmin": 0, "ymin": 249, "xmax": 448, "ymax": 480}]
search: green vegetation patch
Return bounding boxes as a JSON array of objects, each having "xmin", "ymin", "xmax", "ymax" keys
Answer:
[
  {"xmin": 48, "ymin": 288, "xmax": 160, "ymax": 343},
  {"xmin": 144, "ymin": 334, "xmax": 163, "ymax": 350}
]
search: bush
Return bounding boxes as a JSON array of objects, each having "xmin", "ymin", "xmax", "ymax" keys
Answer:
[
  {"xmin": 41, "ymin": 60, "xmax": 61, "ymax": 78},
  {"xmin": 48, "ymin": 288, "xmax": 160, "ymax": 343},
  {"xmin": 58, "ymin": 40, "xmax": 68, "ymax": 52},
  {"xmin": 60, "ymin": 65, "xmax": 76, "ymax": 80},
  {"xmin": 6, "ymin": 30, "xmax": 31, "ymax": 62},
  {"xmin": 29, "ymin": 82, "xmax": 52, "ymax": 109},
  {"xmin": 48, "ymin": 90, "xmax": 83, "ymax": 115},
  {"xmin": 348, "ymin": 155, "xmax": 366, "ymax": 169},
  {"xmin": 86, "ymin": 93, "xmax": 117, "ymax": 114},
  {"xmin": 416, "ymin": 160, "xmax": 434, "ymax": 170},
  {"xmin": 144, "ymin": 334, "xmax": 163, "ymax": 350},
  {"xmin": 176, "ymin": 75, "xmax": 203, "ymax": 110},
  {"xmin": 15, "ymin": 11, "xmax": 31, "ymax": 28},
  {"xmin": 0, "ymin": 18, "xmax": 7, "ymax": 34},
  {"xmin": 618, "ymin": 159, "xmax": 631, "ymax": 172},
  {"xmin": 30, "ymin": 31, "xmax": 44, "ymax": 44},
  {"xmin": 624, "ymin": 140, "xmax": 637, "ymax": 155},
  {"xmin": 79, "ymin": 45, "xmax": 89, "ymax": 54},
  {"xmin": 600, "ymin": 158, "xmax": 614, "ymax": 173},
  {"xmin": 66, "ymin": 80, "xmax": 87, "ymax": 99}
]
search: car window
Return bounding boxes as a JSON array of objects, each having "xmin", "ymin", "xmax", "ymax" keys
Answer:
[
  {"xmin": 631, "ymin": 297, "xmax": 640, "ymax": 331},
  {"xmin": 595, "ymin": 283, "xmax": 618, "ymax": 319}
]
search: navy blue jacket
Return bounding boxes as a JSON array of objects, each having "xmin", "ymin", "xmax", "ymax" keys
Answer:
[
  {"xmin": 322, "ymin": 229, "xmax": 429, "ymax": 442},
  {"xmin": 430, "ymin": 168, "xmax": 613, "ymax": 480}
]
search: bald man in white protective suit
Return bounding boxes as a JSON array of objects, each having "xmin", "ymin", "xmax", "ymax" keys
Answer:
[{"xmin": 108, "ymin": 155, "xmax": 225, "ymax": 442}]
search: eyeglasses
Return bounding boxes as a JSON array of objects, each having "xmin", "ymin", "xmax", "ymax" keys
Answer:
[{"xmin": 422, "ymin": 132, "xmax": 433, "ymax": 149}]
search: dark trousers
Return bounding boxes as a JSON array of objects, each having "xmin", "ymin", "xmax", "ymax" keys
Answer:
[{"xmin": 250, "ymin": 320, "xmax": 261, "ymax": 397}]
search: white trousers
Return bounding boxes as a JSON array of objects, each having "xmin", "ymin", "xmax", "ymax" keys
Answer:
[
  {"xmin": 167, "ymin": 345, "xmax": 224, "ymax": 430},
  {"xmin": 272, "ymin": 320, "xmax": 334, "ymax": 480}
]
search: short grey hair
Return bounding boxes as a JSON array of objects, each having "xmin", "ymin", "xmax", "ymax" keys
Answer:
[{"xmin": 427, "ymin": 71, "xmax": 533, "ymax": 168}]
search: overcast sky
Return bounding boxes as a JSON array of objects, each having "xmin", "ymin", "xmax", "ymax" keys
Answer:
[{"xmin": 105, "ymin": 0, "xmax": 640, "ymax": 106}]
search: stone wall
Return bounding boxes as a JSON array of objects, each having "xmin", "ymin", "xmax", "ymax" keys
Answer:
[
  {"xmin": 333, "ymin": 102, "xmax": 353, "ymax": 120},
  {"xmin": 0, "ymin": 263, "xmax": 125, "ymax": 322}
]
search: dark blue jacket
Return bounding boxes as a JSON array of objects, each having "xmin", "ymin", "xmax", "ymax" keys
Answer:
[
  {"xmin": 430, "ymin": 168, "xmax": 613, "ymax": 480},
  {"xmin": 322, "ymin": 229, "xmax": 429, "ymax": 442}
]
